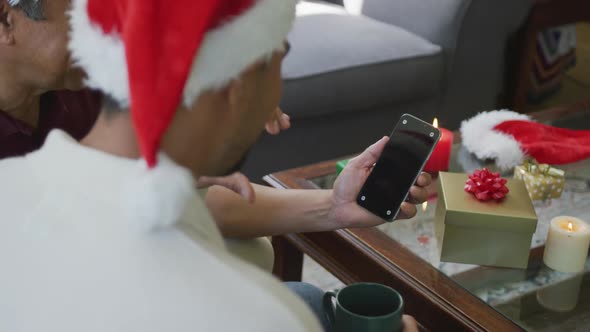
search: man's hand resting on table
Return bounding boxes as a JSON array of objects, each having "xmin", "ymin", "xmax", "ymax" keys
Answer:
[{"xmin": 328, "ymin": 136, "xmax": 432, "ymax": 229}]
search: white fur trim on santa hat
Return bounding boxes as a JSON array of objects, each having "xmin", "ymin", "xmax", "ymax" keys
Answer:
[
  {"xmin": 460, "ymin": 110, "xmax": 531, "ymax": 170},
  {"xmin": 182, "ymin": 0, "xmax": 295, "ymax": 106},
  {"xmin": 123, "ymin": 154, "xmax": 196, "ymax": 231},
  {"xmin": 68, "ymin": 0, "xmax": 129, "ymax": 106},
  {"xmin": 68, "ymin": 0, "xmax": 296, "ymax": 107}
]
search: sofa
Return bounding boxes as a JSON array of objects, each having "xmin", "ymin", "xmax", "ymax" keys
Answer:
[{"xmin": 242, "ymin": 0, "xmax": 532, "ymax": 181}]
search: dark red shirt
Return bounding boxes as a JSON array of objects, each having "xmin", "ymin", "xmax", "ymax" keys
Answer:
[{"xmin": 0, "ymin": 90, "xmax": 101, "ymax": 159}]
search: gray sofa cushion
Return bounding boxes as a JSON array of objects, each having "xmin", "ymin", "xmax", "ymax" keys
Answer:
[{"xmin": 282, "ymin": 2, "xmax": 443, "ymax": 120}]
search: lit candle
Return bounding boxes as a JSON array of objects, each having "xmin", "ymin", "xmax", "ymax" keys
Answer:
[
  {"xmin": 543, "ymin": 216, "xmax": 590, "ymax": 273},
  {"xmin": 424, "ymin": 118, "xmax": 453, "ymax": 173}
]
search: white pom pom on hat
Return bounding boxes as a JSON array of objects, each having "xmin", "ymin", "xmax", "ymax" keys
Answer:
[{"xmin": 123, "ymin": 154, "xmax": 195, "ymax": 231}]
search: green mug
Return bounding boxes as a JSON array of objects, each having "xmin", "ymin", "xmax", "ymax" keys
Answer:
[{"xmin": 323, "ymin": 282, "xmax": 404, "ymax": 332}]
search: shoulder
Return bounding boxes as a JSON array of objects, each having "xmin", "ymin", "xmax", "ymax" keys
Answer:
[
  {"xmin": 0, "ymin": 155, "xmax": 39, "ymax": 214},
  {"xmin": 0, "ymin": 110, "xmax": 36, "ymax": 158},
  {"xmin": 39, "ymin": 89, "xmax": 102, "ymax": 141},
  {"xmin": 0, "ymin": 154, "xmax": 29, "ymax": 177},
  {"xmin": 52, "ymin": 89, "xmax": 102, "ymax": 108}
]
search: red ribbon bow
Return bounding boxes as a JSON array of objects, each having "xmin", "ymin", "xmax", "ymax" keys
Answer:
[{"xmin": 464, "ymin": 168, "xmax": 509, "ymax": 201}]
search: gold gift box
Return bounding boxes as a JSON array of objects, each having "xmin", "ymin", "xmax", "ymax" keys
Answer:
[
  {"xmin": 435, "ymin": 172, "xmax": 538, "ymax": 269},
  {"xmin": 514, "ymin": 161, "xmax": 565, "ymax": 200}
]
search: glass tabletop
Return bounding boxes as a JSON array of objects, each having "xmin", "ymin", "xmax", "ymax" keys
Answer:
[{"xmin": 309, "ymin": 138, "xmax": 590, "ymax": 331}]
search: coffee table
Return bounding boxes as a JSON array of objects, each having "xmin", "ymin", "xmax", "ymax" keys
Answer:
[{"xmin": 264, "ymin": 106, "xmax": 590, "ymax": 331}]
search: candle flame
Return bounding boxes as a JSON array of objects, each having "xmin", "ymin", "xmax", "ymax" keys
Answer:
[
  {"xmin": 568, "ymin": 221, "xmax": 574, "ymax": 232},
  {"xmin": 432, "ymin": 118, "xmax": 439, "ymax": 129},
  {"xmin": 422, "ymin": 201, "xmax": 428, "ymax": 211}
]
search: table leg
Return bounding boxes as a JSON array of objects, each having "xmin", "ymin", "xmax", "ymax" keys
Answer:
[{"xmin": 272, "ymin": 236, "xmax": 304, "ymax": 281}]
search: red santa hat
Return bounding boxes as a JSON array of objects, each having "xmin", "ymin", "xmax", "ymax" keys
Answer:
[
  {"xmin": 67, "ymin": 0, "xmax": 296, "ymax": 230},
  {"xmin": 461, "ymin": 110, "xmax": 590, "ymax": 170}
]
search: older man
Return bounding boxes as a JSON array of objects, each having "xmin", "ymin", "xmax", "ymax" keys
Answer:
[{"xmin": 0, "ymin": 0, "xmax": 101, "ymax": 158}]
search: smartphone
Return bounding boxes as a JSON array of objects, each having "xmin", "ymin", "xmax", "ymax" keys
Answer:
[{"xmin": 357, "ymin": 114, "xmax": 440, "ymax": 221}]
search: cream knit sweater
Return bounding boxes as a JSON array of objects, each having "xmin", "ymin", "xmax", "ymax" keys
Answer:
[{"xmin": 0, "ymin": 130, "xmax": 321, "ymax": 332}]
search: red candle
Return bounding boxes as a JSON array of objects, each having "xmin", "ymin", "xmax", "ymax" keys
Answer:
[{"xmin": 424, "ymin": 118, "xmax": 453, "ymax": 173}]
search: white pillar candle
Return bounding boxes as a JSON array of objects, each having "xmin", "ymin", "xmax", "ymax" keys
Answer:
[{"xmin": 543, "ymin": 216, "xmax": 590, "ymax": 273}]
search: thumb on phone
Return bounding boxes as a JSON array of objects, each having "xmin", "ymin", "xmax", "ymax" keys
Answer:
[{"xmin": 348, "ymin": 136, "xmax": 389, "ymax": 169}]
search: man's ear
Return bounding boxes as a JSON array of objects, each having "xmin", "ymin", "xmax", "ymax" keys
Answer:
[{"xmin": 0, "ymin": 1, "xmax": 15, "ymax": 45}]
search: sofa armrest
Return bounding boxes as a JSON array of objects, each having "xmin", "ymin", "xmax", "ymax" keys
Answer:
[
  {"xmin": 351, "ymin": 0, "xmax": 472, "ymax": 51},
  {"xmin": 318, "ymin": 0, "xmax": 343, "ymax": 5},
  {"xmin": 356, "ymin": 0, "xmax": 532, "ymax": 127},
  {"xmin": 353, "ymin": 0, "xmax": 530, "ymax": 82},
  {"xmin": 355, "ymin": 0, "xmax": 530, "ymax": 54}
]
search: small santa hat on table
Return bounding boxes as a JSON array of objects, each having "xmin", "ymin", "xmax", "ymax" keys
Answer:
[
  {"xmin": 460, "ymin": 110, "xmax": 590, "ymax": 170},
  {"xmin": 68, "ymin": 0, "xmax": 296, "ymax": 230}
]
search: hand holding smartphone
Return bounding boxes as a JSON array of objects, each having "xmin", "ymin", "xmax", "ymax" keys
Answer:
[{"xmin": 357, "ymin": 114, "xmax": 440, "ymax": 221}]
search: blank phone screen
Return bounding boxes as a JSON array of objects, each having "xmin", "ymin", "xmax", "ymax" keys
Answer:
[{"xmin": 358, "ymin": 119, "xmax": 437, "ymax": 220}]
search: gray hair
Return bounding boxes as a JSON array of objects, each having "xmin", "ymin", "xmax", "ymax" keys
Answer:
[{"xmin": 8, "ymin": 0, "xmax": 45, "ymax": 21}]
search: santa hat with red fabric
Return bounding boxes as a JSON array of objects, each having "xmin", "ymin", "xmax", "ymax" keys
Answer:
[
  {"xmin": 67, "ymin": 0, "xmax": 296, "ymax": 229},
  {"xmin": 460, "ymin": 110, "xmax": 590, "ymax": 170}
]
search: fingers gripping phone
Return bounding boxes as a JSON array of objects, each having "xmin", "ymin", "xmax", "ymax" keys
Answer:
[{"xmin": 357, "ymin": 114, "xmax": 440, "ymax": 221}]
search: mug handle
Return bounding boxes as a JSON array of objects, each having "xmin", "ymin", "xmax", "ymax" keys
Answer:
[{"xmin": 322, "ymin": 289, "xmax": 339, "ymax": 326}]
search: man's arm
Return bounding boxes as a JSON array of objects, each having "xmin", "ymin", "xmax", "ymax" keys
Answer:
[
  {"xmin": 206, "ymin": 137, "xmax": 431, "ymax": 238},
  {"xmin": 206, "ymin": 184, "xmax": 334, "ymax": 238}
]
